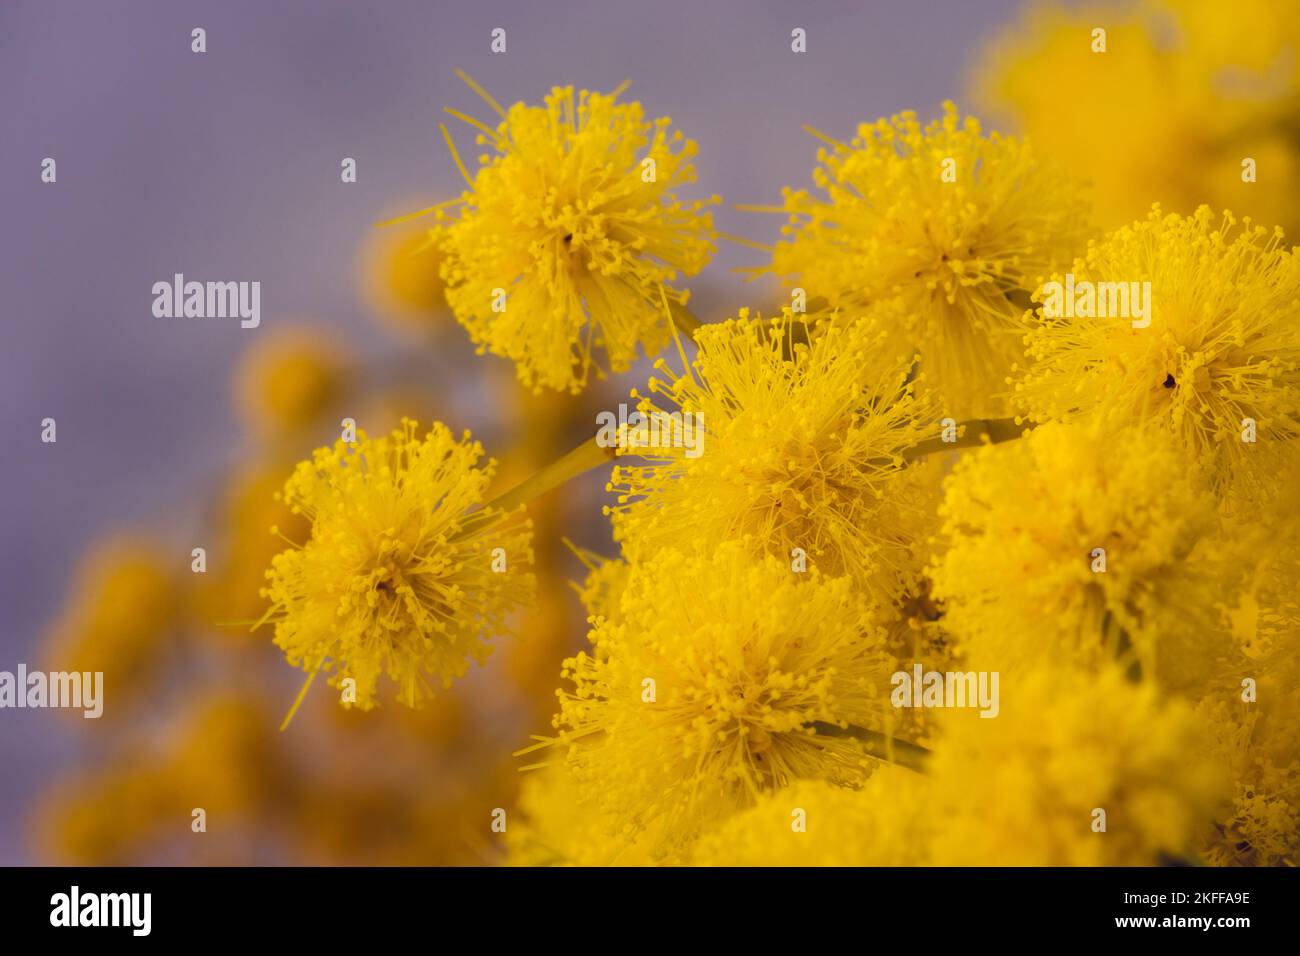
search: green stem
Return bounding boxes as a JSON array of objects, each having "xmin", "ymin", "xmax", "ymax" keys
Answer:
[
  {"xmin": 485, "ymin": 436, "xmax": 618, "ymax": 513},
  {"xmin": 488, "ymin": 417, "xmax": 1029, "ymax": 513},
  {"xmin": 813, "ymin": 721, "xmax": 931, "ymax": 772}
]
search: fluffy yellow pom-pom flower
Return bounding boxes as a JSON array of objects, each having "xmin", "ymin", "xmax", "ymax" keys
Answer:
[
  {"xmin": 691, "ymin": 769, "xmax": 932, "ymax": 866},
  {"xmin": 756, "ymin": 102, "xmax": 1088, "ymax": 417},
  {"xmin": 608, "ymin": 312, "xmax": 942, "ymax": 609},
  {"xmin": 43, "ymin": 535, "xmax": 180, "ymax": 706},
  {"xmin": 1016, "ymin": 205, "xmax": 1300, "ymax": 497},
  {"xmin": 974, "ymin": 0, "xmax": 1300, "ymax": 234},
  {"xmin": 505, "ymin": 763, "xmax": 663, "ymax": 867},
  {"xmin": 926, "ymin": 667, "xmax": 1226, "ymax": 866},
  {"xmin": 536, "ymin": 542, "xmax": 895, "ymax": 857},
  {"xmin": 930, "ymin": 419, "xmax": 1232, "ymax": 692},
  {"xmin": 232, "ymin": 325, "xmax": 347, "ymax": 438},
  {"xmin": 259, "ymin": 419, "xmax": 534, "ymax": 714},
  {"xmin": 360, "ymin": 217, "xmax": 449, "ymax": 334},
  {"xmin": 428, "ymin": 76, "xmax": 718, "ymax": 393}
]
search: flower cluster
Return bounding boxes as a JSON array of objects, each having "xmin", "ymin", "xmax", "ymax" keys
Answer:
[
  {"xmin": 975, "ymin": 0, "xmax": 1300, "ymax": 234},
  {"xmin": 243, "ymin": 69, "xmax": 1300, "ymax": 865},
  {"xmin": 508, "ymin": 97, "xmax": 1297, "ymax": 862}
]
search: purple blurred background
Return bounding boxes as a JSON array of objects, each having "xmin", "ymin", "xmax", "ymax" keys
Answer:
[{"xmin": 0, "ymin": 0, "xmax": 1025, "ymax": 863}]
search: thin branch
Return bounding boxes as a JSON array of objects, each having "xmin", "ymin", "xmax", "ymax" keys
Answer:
[{"xmin": 812, "ymin": 721, "xmax": 931, "ymax": 772}]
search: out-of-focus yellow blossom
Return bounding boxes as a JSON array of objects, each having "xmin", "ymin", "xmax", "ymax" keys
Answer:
[
  {"xmin": 293, "ymin": 773, "xmax": 513, "ymax": 866},
  {"xmin": 754, "ymin": 102, "xmax": 1087, "ymax": 417},
  {"xmin": 37, "ymin": 695, "xmax": 285, "ymax": 865},
  {"xmin": 427, "ymin": 77, "xmax": 718, "ymax": 393},
  {"xmin": 288, "ymin": 691, "xmax": 519, "ymax": 865},
  {"xmin": 162, "ymin": 695, "xmax": 284, "ymax": 815},
  {"xmin": 195, "ymin": 462, "xmax": 309, "ymax": 632},
  {"xmin": 360, "ymin": 215, "xmax": 449, "ymax": 334},
  {"xmin": 506, "ymin": 763, "xmax": 661, "ymax": 866},
  {"xmin": 692, "ymin": 769, "xmax": 932, "ymax": 866},
  {"xmin": 355, "ymin": 389, "xmax": 448, "ymax": 444},
  {"xmin": 885, "ymin": 577, "xmax": 950, "ymax": 665},
  {"xmin": 259, "ymin": 419, "xmax": 534, "ymax": 712},
  {"xmin": 974, "ymin": 0, "xmax": 1300, "ymax": 233},
  {"xmin": 43, "ymin": 535, "xmax": 180, "ymax": 703},
  {"xmin": 38, "ymin": 762, "xmax": 179, "ymax": 866},
  {"xmin": 233, "ymin": 325, "xmax": 348, "ymax": 438},
  {"xmin": 931, "ymin": 420, "xmax": 1231, "ymax": 692},
  {"xmin": 608, "ymin": 312, "xmax": 942, "ymax": 609},
  {"xmin": 1016, "ymin": 206, "xmax": 1300, "ymax": 498},
  {"xmin": 244, "ymin": 671, "xmax": 522, "ymax": 868},
  {"xmin": 927, "ymin": 668, "xmax": 1226, "ymax": 866},
  {"xmin": 537, "ymin": 543, "xmax": 894, "ymax": 857}
]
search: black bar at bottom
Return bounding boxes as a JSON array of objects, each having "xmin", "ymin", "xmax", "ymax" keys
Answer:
[{"xmin": 0, "ymin": 865, "xmax": 1288, "ymax": 942}]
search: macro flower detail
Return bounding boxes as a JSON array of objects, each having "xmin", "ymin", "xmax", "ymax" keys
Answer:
[
  {"xmin": 1198, "ymin": 676, "xmax": 1300, "ymax": 868},
  {"xmin": 930, "ymin": 419, "xmax": 1233, "ymax": 693},
  {"xmin": 752, "ymin": 102, "xmax": 1088, "ymax": 417},
  {"xmin": 532, "ymin": 543, "xmax": 895, "ymax": 856},
  {"xmin": 608, "ymin": 311, "xmax": 942, "ymax": 608},
  {"xmin": 424, "ymin": 74, "xmax": 718, "ymax": 393},
  {"xmin": 259, "ymin": 419, "xmax": 534, "ymax": 714},
  {"xmin": 691, "ymin": 770, "xmax": 933, "ymax": 866},
  {"xmin": 1016, "ymin": 205, "xmax": 1300, "ymax": 497},
  {"xmin": 925, "ymin": 668, "xmax": 1226, "ymax": 866},
  {"xmin": 1013, "ymin": 204, "xmax": 1300, "ymax": 496}
]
